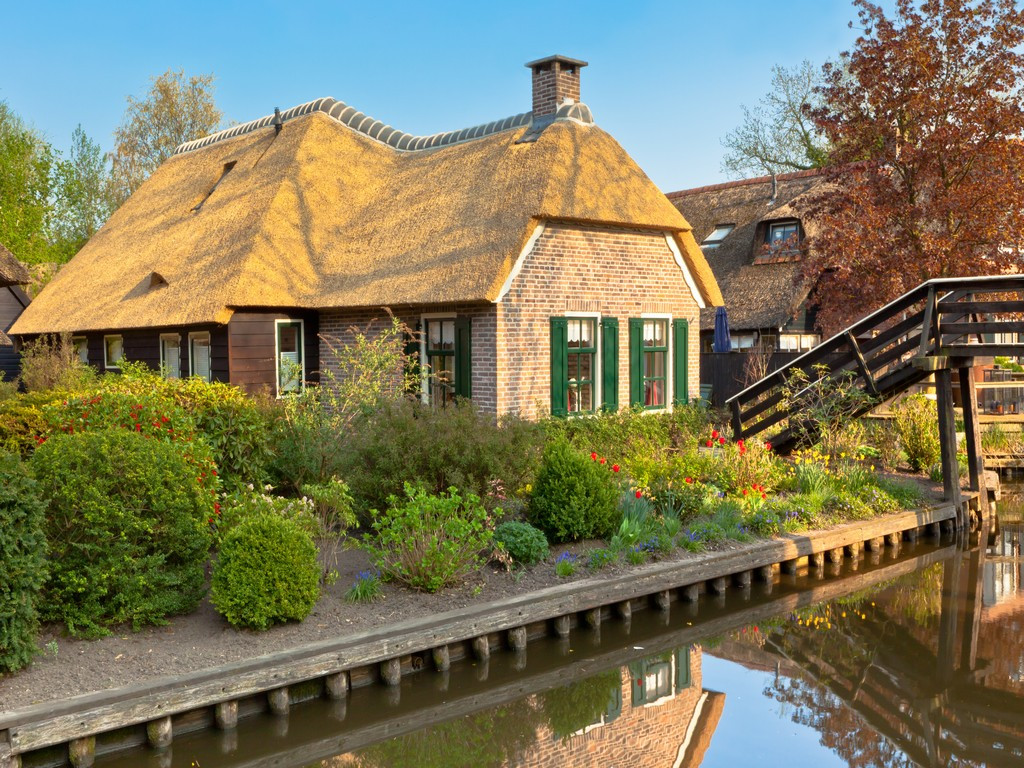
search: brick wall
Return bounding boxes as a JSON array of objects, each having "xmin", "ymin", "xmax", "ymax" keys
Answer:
[
  {"xmin": 318, "ymin": 303, "xmax": 497, "ymax": 413},
  {"xmin": 515, "ymin": 646, "xmax": 705, "ymax": 768},
  {"xmin": 531, "ymin": 61, "xmax": 582, "ymax": 116},
  {"xmin": 496, "ymin": 222, "xmax": 703, "ymax": 419}
]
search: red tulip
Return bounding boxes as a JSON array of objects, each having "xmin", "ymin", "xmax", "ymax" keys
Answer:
[
  {"xmin": 599, "ymin": 458, "xmax": 607, "ymax": 465},
  {"xmin": 706, "ymin": 440, "xmax": 713, "ymax": 447},
  {"xmin": 590, "ymin": 452, "xmax": 597, "ymax": 460},
  {"xmin": 612, "ymin": 464, "xmax": 620, "ymax": 473},
  {"xmin": 719, "ymin": 437, "xmax": 726, "ymax": 445},
  {"xmin": 712, "ymin": 429, "xmax": 719, "ymax": 439},
  {"xmin": 635, "ymin": 490, "xmax": 643, "ymax": 499}
]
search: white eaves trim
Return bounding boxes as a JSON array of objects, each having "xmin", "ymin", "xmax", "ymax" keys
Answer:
[
  {"xmin": 494, "ymin": 222, "xmax": 546, "ymax": 302},
  {"xmin": 665, "ymin": 234, "xmax": 706, "ymax": 309}
]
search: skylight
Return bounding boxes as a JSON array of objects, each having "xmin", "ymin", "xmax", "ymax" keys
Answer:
[{"xmin": 702, "ymin": 224, "xmax": 735, "ymax": 249}]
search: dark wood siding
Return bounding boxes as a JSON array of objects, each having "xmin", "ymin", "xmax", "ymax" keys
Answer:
[
  {"xmin": 0, "ymin": 286, "xmax": 29, "ymax": 382},
  {"xmin": 228, "ymin": 311, "xmax": 319, "ymax": 395},
  {"xmin": 68, "ymin": 324, "xmax": 229, "ymax": 382}
]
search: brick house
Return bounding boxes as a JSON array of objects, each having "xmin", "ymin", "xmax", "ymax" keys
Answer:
[
  {"xmin": 0, "ymin": 243, "xmax": 31, "ymax": 383},
  {"xmin": 11, "ymin": 56, "xmax": 722, "ymax": 417}
]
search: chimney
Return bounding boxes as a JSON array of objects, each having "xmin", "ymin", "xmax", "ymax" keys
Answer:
[{"xmin": 525, "ymin": 55, "xmax": 588, "ymax": 117}]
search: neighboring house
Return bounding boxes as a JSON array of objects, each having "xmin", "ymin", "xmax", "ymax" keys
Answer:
[
  {"xmin": 0, "ymin": 243, "xmax": 31, "ymax": 383},
  {"xmin": 667, "ymin": 169, "xmax": 825, "ymax": 355},
  {"xmin": 11, "ymin": 56, "xmax": 721, "ymax": 417}
]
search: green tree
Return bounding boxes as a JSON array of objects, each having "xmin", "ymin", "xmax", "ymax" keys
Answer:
[
  {"xmin": 109, "ymin": 69, "xmax": 223, "ymax": 205},
  {"xmin": 721, "ymin": 60, "xmax": 831, "ymax": 178},
  {"xmin": 0, "ymin": 102, "xmax": 55, "ymax": 265},
  {"xmin": 50, "ymin": 125, "xmax": 114, "ymax": 262}
]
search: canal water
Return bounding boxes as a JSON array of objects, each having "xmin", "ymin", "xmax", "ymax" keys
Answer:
[{"xmin": 96, "ymin": 506, "xmax": 1024, "ymax": 768}]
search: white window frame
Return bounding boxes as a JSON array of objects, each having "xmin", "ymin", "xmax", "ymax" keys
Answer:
[
  {"xmin": 420, "ymin": 313, "xmax": 457, "ymax": 406},
  {"xmin": 159, "ymin": 333, "xmax": 182, "ymax": 379},
  {"xmin": 71, "ymin": 336, "xmax": 88, "ymax": 365},
  {"xmin": 565, "ymin": 311, "xmax": 602, "ymax": 417},
  {"xmin": 640, "ymin": 313, "xmax": 673, "ymax": 413},
  {"xmin": 188, "ymin": 331, "xmax": 212, "ymax": 382},
  {"xmin": 701, "ymin": 223, "xmax": 735, "ymax": 249},
  {"xmin": 103, "ymin": 334, "xmax": 124, "ymax": 370},
  {"xmin": 274, "ymin": 319, "xmax": 305, "ymax": 397}
]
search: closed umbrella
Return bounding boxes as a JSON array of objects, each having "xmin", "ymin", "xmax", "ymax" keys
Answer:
[{"xmin": 712, "ymin": 306, "xmax": 732, "ymax": 353}]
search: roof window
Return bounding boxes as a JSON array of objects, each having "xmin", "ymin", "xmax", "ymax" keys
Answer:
[{"xmin": 702, "ymin": 224, "xmax": 735, "ymax": 249}]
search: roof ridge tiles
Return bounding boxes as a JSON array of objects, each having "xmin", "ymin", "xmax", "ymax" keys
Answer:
[
  {"xmin": 173, "ymin": 97, "xmax": 536, "ymax": 156},
  {"xmin": 665, "ymin": 167, "xmax": 827, "ymax": 199}
]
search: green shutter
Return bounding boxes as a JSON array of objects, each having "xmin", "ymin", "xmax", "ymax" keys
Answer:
[
  {"xmin": 675, "ymin": 646, "xmax": 692, "ymax": 690},
  {"xmin": 550, "ymin": 317, "xmax": 568, "ymax": 417},
  {"xmin": 601, "ymin": 317, "xmax": 619, "ymax": 411},
  {"xmin": 673, "ymin": 318, "xmax": 689, "ymax": 405},
  {"xmin": 455, "ymin": 316, "xmax": 472, "ymax": 399},
  {"xmin": 628, "ymin": 318, "xmax": 643, "ymax": 407}
]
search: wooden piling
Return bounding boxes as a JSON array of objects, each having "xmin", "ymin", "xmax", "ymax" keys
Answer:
[
  {"xmin": 584, "ymin": 608, "xmax": 601, "ymax": 629},
  {"xmin": 733, "ymin": 570, "xmax": 752, "ymax": 588},
  {"xmin": 472, "ymin": 635, "xmax": 491, "ymax": 660},
  {"xmin": 827, "ymin": 548, "xmax": 843, "ymax": 564},
  {"xmin": 655, "ymin": 590, "xmax": 672, "ymax": 611},
  {"xmin": 755, "ymin": 564, "xmax": 774, "ymax": 582},
  {"xmin": 780, "ymin": 559, "xmax": 798, "ymax": 575},
  {"xmin": 325, "ymin": 671, "xmax": 348, "ymax": 700},
  {"xmin": 810, "ymin": 552, "xmax": 825, "ymax": 568},
  {"xmin": 380, "ymin": 659, "xmax": 401, "ymax": 687},
  {"xmin": 508, "ymin": 626, "xmax": 527, "ymax": 652},
  {"xmin": 432, "ymin": 645, "xmax": 450, "ymax": 672},
  {"xmin": 146, "ymin": 717, "xmax": 172, "ymax": 749},
  {"xmin": 616, "ymin": 600, "xmax": 632, "ymax": 622},
  {"xmin": 681, "ymin": 583, "xmax": 699, "ymax": 603},
  {"xmin": 214, "ymin": 700, "xmax": 238, "ymax": 730},
  {"xmin": 708, "ymin": 577, "xmax": 727, "ymax": 595},
  {"xmin": 268, "ymin": 687, "xmax": 290, "ymax": 714},
  {"xmin": 552, "ymin": 616, "xmax": 570, "ymax": 638},
  {"xmin": 68, "ymin": 737, "xmax": 95, "ymax": 768}
]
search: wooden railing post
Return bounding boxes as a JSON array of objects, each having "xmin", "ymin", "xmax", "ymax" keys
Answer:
[
  {"xmin": 935, "ymin": 368, "xmax": 963, "ymax": 522},
  {"xmin": 958, "ymin": 364, "xmax": 987, "ymax": 516}
]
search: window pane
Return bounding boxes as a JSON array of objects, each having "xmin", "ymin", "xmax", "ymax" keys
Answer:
[
  {"xmin": 279, "ymin": 326, "xmax": 299, "ymax": 354},
  {"xmin": 192, "ymin": 337, "xmax": 211, "ymax": 382},
  {"xmin": 427, "ymin": 320, "xmax": 455, "ymax": 352},
  {"xmin": 579, "ymin": 352, "xmax": 593, "ymax": 381},
  {"xmin": 105, "ymin": 337, "xmax": 123, "ymax": 366},
  {"xmin": 643, "ymin": 320, "xmax": 666, "ymax": 348},
  {"xmin": 578, "ymin": 383, "xmax": 593, "ymax": 412},
  {"xmin": 645, "ymin": 379, "xmax": 665, "ymax": 407},
  {"xmin": 644, "ymin": 350, "xmax": 665, "ymax": 379},
  {"xmin": 429, "ymin": 354, "xmax": 454, "ymax": 406},
  {"xmin": 162, "ymin": 338, "xmax": 180, "ymax": 379},
  {"xmin": 73, "ymin": 338, "xmax": 88, "ymax": 364}
]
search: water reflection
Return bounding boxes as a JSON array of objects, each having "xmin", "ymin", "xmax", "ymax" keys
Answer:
[{"xmin": 94, "ymin": 519, "xmax": 1024, "ymax": 768}]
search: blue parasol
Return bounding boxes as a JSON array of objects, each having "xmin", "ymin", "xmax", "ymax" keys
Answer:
[{"xmin": 712, "ymin": 306, "xmax": 732, "ymax": 353}]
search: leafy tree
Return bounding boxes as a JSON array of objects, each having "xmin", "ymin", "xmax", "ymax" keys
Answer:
[
  {"xmin": 109, "ymin": 69, "xmax": 223, "ymax": 205},
  {"xmin": 721, "ymin": 61, "xmax": 831, "ymax": 178},
  {"xmin": 0, "ymin": 102, "xmax": 55, "ymax": 265},
  {"xmin": 50, "ymin": 125, "xmax": 115, "ymax": 262},
  {"xmin": 804, "ymin": 0, "xmax": 1024, "ymax": 334}
]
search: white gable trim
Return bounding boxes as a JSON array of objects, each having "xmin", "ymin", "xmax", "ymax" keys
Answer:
[
  {"xmin": 665, "ymin": 234, "xmax": 706, "ymax": 309},
  {"xmin": 494, "ymin": 222, "xmax": 546, "ymax": 302}
]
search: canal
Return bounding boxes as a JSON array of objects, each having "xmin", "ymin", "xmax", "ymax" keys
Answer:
[{"xmin": 93, "ymin": 507, "xmax": 1024, "ymax": 768}]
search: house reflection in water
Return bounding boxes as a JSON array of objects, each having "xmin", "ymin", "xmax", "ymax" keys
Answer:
[{"xmin": 514, "ymin": 645, "xmax": 724, "ymax": 768}]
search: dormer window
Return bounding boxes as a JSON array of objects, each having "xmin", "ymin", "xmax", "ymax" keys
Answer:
[
  {"xmin": 701, "ymin": 224, "xmax": 735, "ymax": 250},
  {"xmin": 755, "ymin": 219, "xmax": 803, "ymax": 263}
]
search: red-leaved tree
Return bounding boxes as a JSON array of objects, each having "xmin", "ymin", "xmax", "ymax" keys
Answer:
[{"xmin": 804, "ymin": 0, "xmax": 1024, "ymax": 335}]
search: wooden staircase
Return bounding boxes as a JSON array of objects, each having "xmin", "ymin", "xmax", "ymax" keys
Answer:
[{"xmin": 725, "ymin": 276, "xmax": 1024, "ymax": 522}]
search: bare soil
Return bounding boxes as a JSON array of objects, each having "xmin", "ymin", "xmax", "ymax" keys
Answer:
[{"xmin": 0, "ymin": 473, "xmax": 946, "ymax": 714}]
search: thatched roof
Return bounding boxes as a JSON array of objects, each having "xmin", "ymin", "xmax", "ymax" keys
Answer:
[
  {"xmin": 0, "ymin": 243, "xmax": 29, "ymax": 287},
  {"xmin": 13, "ymin": 99, "xmax": 720, "ymax": 335},
  {"xmin": 667, "ymin": 169, "xmax": 824, "ymax": 332}
]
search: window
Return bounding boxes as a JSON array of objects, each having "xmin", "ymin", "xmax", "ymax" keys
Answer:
[
  {"xmin": 72, "ymin": 336, "xmax": 88, "ymax": 364},
  {"xmin": 567, "ymin": 318, "xmax": 597, "ymax": 414},
  {"xmin": 641, "ymin": 319, "xmax": 668, "ymax": 409},
  {"xmin": 425, "ymin": 318, "xmax": 455, "ymax": 406},
  {"xmin": 779, "ymin": 333, "xmax": 820, "ymax": 352},
  {"xmin": 766, "ymin": 220, "xmax": 801, "ymax": 254},
  {"xmin": 189, "ymin": 332, "xmax": 212, "ymax": 382},
  {"xmin": 276, "ymin": 320, "xmax": 304, "ymax": 395},
  {"xmin": 551, "ymin": 315, "xmax": 615, "ymax": 417},
  {"xmin": 160, "ymin": 334, "xmax": 181, "ymax": 379},
  {"xmin": 103, "ymin": 335, "xmax": 124, "ymax": 369},
  {"xmin": 701, "ymin": 224, "xmax": 735, "ymax": 249},
  {"xmin": 421, "ymin": 315, "xmax": 471, "ymax": 406},
  {"xmin": 731, "ymin": 333, "xmax": 757, "ymax": 350}
]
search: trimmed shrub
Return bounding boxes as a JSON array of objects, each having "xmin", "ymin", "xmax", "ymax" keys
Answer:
[
  {"xmin": 494, "ymin": 521, "xmax": 549, "ymax": 566},
  {"xmin": 210, "ymin": 513, "xmax": 321, "ymax": 630},
  {"xmin": 528, "ymin": 438, "xmax": 621, "ymax": 543},
  {"xmin": 336, "ymin": 398, "xmax": 543, "ymax": 517},
  {"xmin": 0, "ymin": 451, "xmax": 48, "ymax": 672},
  {"xmin": 31, "ymin": 429, "xmax": 213, "ymax": 637},
  {"xmin": 0, "ymin": 390, "xmax": 66, "ymax": 457},
  {"xmin": 366, "ymin": 484, "xmax": 494, "ymax": 593},
  {"xmin": 215, "ymin": 486, "xmax": 319, "ymax": 545}
]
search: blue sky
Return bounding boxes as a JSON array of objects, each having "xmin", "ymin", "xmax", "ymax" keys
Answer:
[{"xmin": 3, "ymin": 1, "xmax": 878, "ymax": 190}]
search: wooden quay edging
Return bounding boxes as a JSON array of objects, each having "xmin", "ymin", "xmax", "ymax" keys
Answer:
[{"xmin": 0, "ymin": 503, "xmax": 958, "ymax": 768}]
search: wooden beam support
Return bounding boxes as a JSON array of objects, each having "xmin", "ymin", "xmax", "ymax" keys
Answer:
[
  {"xmin": 935, "ymin": 368, "xmax": 963, "ymax": 523},
  {"xmin": 845, "ymin": 331, "xmax": 879, "ymax": 397},
  {"xmin": 958, "ymin": 365, "xmax": 987, "ymax": 517},
  {"xmin": 918, "ymin": 287, "xmax": 937, "ymax": 357}
]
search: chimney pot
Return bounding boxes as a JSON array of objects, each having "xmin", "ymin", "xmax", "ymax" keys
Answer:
[{"xmin": 525, "ymin": 55, "xmax": 588, "ymax": 117}]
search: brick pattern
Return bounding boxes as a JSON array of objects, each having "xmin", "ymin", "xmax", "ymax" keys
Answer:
[
  {"xmin": 496, "ymin": 223, "xmax": 703, "ymax": 419},
  {"xmin": 318, "ymin": 304, "xmax": 497, "ymax": 413},
  {"xmin": 515, "ymin": 646, "xmax": 705, "ymax": 768},
  {"xmin": 531, "ymin": 61, "xmax": 582, "ymax": 116}
]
